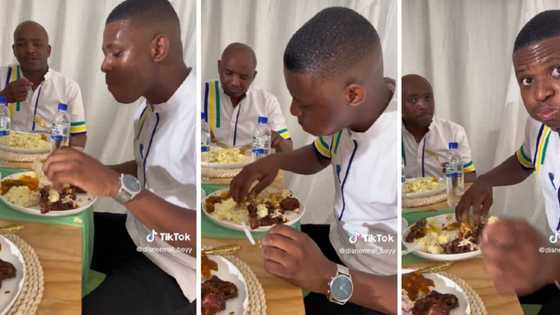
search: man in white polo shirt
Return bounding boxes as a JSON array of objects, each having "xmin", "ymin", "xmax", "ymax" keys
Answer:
[
  {"xmin": 231, "ymin": 7, "xmax": 396, "ymax": 314},
  {"xmin": 0, "ymin": 21, "xmax": 87, "ymax": 148},
  {"xmin": 456, "ymin": 10, "xmax": 560, "ymax": 314},
  {"xmin": 42, "ymin": 1, "xmax": 195, "ymax": 314},
  {"xmin": 402, "ymin": 74, "xmax": 476, "ymax": 181},
  {"xmin": 203, "ymin": 42, "xmax": 293, "ymax": 152}
]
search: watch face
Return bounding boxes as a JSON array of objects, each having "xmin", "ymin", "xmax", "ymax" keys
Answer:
[
  {"xmin": 332, "ymin": 275, "xmax": 353, "ymax": 301},
  {"xmin": 123, "ymin": 174, "xmax": 141, "ymax": 192}
]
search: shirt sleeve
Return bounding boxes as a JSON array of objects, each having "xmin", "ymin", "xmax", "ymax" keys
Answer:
[
  {"xmin": 66, "ymin": 80, "xmax": 87, "ymax": 135},
  {"xmin": 516, "ymin": 118, "xmax": 536, "ymax": 169},
  {"xmin": 455, "ymin": 125, "xmax": 476, "ymax": 173},
  {"xmin": 266, "ymin": 93, "xmax": 290, "ymax": 139}
]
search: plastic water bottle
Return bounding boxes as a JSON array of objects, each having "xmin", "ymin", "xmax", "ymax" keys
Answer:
[
  {"xmin": 0, "ymin": 96, "xmax": 10, "ymax": 138},
  {"xmin": 201, "ymin": 112, "xmax": 210, "ymax": 153},
  {"xmin": 401, "ymin": 159, "xmax": 406, "ymax": 183},
  {"xmin": 51, "ymin": 103, "xmax": 70, "ymax": 148},
  {"xmin": 252, "ymin": 116, "xmax": 271, "ymax": 159},
  {"xmin": 446, "ymin": 142, "xmax": 464, "ymax": 207}
]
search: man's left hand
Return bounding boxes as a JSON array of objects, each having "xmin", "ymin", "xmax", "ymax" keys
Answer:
[
  {"xmin": 261, "ymin": 224, "xmax": 336, "ymax": 294},
  {"xmin": 43, "ymin": 147, "xmax": 120, "ymax": 197},
  {"xmin": 481, "ymin": 219, "xmax": 560, "ymax": 295}
]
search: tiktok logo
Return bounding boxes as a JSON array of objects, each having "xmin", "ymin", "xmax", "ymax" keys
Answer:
[
  {"xmin": 349, "ymin": 232, "xmax": 360, "ymax": 244},
  {"xmin": 549, "ymin": 231, "xmax": 560, "ymax": 244},
  {"xmin": 146, "ymin": 229, "xmax": 157, "ymax": 242}
]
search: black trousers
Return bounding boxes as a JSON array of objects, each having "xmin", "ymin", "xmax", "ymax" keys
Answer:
[
  {"xmin": 301, "ymin": 224, "xmax": 388, "ymax": 315},
  {"xmin": 82, "ymin": 213, "xmax": 196, "ymax": 315},
  {"xmin": 520, "ymin": 283, "xmax": 560, "ymax": 315}
]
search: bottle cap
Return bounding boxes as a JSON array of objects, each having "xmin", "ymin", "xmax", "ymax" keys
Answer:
[
  {"xmin": 0, "ymin": 96, "xmax": 6, "ymax": 105},
  {"xmin": 448, "ymin": 142, "xmax": 458, "ymax": 150},
  {"xmin": 58, "ymin": 103, "xmax": 68, "ymax": 112},
  {"xmin": 201, "ymin": 112, "xmax": 206, "ymax": 120},
  {"xmin": 258, "ymin": 116, "xmax": 268, "ymax": 124}
]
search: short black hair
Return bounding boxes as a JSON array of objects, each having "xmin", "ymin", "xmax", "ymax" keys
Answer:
[
  {"xmin": 284, "ymin": 7, "xmax": 380, "ymax": 78},
  {"xmin": 106, "ymin": 0, "xmax": 179, "ymax": 27},
  {"xmin": 514, "ymin": 10, "xmax": 560, "ymax": 52}
]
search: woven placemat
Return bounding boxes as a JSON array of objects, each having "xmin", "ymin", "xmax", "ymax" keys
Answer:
[
  {"xmin": 224, "ymin": 255, "xmax": 266, "ymax": 315},
  {"xmin": 440, "ymin": 271, "xmax": 487, "ymax": 315},
  {"xmin": 5, "ymin": 234, "xmax": 44, "ymax": 315}
]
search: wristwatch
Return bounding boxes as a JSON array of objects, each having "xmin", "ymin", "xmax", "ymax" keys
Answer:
[
  {"xmin": 327, "ymin": 264, "xmax": 353, "ymax": 305},
  {"xmin": 114, "ymin": 174, "xmax": 142, "ymax": 205}
]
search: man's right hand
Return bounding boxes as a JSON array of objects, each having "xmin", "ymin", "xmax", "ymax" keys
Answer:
[
  {"xmin": 1, "ymin": 78, "xmax": 31, "ymax": 102},
  {"xmin": 455, "ymin": 178, "xmax": 493, "ymax": 224},
  {"xmin": 230, "ymin": 155, "xmax": 280, "ymax": 202}
]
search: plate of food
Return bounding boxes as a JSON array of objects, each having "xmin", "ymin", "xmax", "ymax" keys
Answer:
[
  {"xmin": 203, "ymin": 188, "xmax": 303, "ymax": 232},
  {"xmin": 402, "ymin": 269, "xmax": 486, "ymax": 315},
  {"xmin": 202, "ymin": 146, "xmax": 253, "ymax": 169},
  {"xmin": 403, "ymin": 214, "xmax": 496, "ymax": 261},
  {"xmin": 0, "ymin": 131, "xmax": 52, "ymax": 154},
  {"xmin": 404, "ymin": 176, "xmax": 446, "ymax": 199},
  {"xmin": 202, "ymin": 254, "xmax": 248, "ymax": 315},
  {"xmin": 0, "ymin": 170, "xmax": 96, "ymax": 217},
  {"xmin": 0, "ymin": 235, "xmax": 25, "ymax": 315}
]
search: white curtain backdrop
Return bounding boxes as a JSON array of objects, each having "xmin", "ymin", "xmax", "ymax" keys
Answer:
[
  {"xmin": 0, "ymin": 0, "xmax": 196, "ymax": 213},
  {"xmin": 203, "ymin": 0, "xmax": 397, "ymax": 224},
  {"xmin": 403, "ymin": 0, "xmax": 560, "ymax": 234}
]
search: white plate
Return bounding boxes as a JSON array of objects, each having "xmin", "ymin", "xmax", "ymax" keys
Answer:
[
  {"xmin": 403, "ymin": 268, "xmax": 471, "ymax": 315},
  {"xmin": 0, "ymin": 171, "xmax": 96, "ymax": 217},
  {"xmin": 201, "ymin": 147, "xmax": 254, "ymax": 169},
  {"xmin": 0, "ymin": 131, "xmax": 51, "ymax": 154},
  {"xmin": 403, "ymin": 213, "xmax": 481, "ymax": 261},
  {"xmin": 0, "ymin": 235, "xmax": 25, "ymax": 315},
  {"xmin": 205, "ymin": 255, "xmax": 249, "ymax": 315},
  {"xmin": 404, "ymin": 177, "xmax": 446, "ymax": 199},
  {"xmin": 202, "ymin": 188, "xmax": 304, "ymax": 232}
]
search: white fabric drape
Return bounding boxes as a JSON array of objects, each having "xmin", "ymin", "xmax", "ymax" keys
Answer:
[
  {"xmin": 403, "ymin": 0, "xmax": 560, "ymax": 233},
  {"xmin": 0, "ymin": 0, "xmax": 197, "ymax": 213},
  {"xmin": 203, "ymin": 0, "xmax": 397, "ymax": 224}
]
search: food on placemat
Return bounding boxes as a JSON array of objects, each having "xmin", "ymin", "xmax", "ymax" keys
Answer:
[
  {"xmin": 404, "ymin": 176, "xmax": 444, "ymax": 194},
  {"xmin": 202, "ymin": 146, "xmax": 250, "ymax": 164},
  {"xmin": 402, "ymin": 271, "xmax": 459, "ymax": 315},
  {"xmin": 0, "ymin": 171, "xmax": 91, "ymax": 214},
  {"xmin": 201, "ymin": 254, "xmax": 239, "ymax": 315},
  {"xmin": 405, "ymin": 216, "xmax": 497, "ymax": 255},
  {"xmin": 0, "ymin": 131, "xmax": 51, "ymax": 151},
  {"xmin": 205, "ymin": 189, "xmax": 301, "ymax": 229}
]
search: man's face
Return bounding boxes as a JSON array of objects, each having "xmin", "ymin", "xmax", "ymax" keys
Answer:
[
  {"xmin": 514, "ymin": 36, "xmax": 560, "ymax": 129},
  {"xmin": 402, "ymin": 77, "xmax": 434, "ymax": 128},
  {"xmin": 13, "ymin": 24, "xmax": 50, "ymax": 72},
  {"xmin": 101, "ymin": 20, "xmax": 152, "ymax": 104},
  {"xmin": 284, "ymin": 69, "xmax": 350, "ymax": 136},
  {"xmin": 218, "ymin": 52, "xmax": 256, "ymax": 99}
]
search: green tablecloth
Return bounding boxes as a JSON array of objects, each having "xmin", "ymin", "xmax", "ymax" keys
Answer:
[
  {"xmin": 403, "ymin": 207, "xmax": 541, "ymax": 315},
  {"xmin": 0, "ymin": 167, "xmax": 94, "ymax": 294},
  {"xmin": 202, "ymin": 184, "xmax": 300, "ymax": 239}
]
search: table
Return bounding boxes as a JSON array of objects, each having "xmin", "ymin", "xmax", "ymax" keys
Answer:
[
  {"xmin": 403, "ymin": 209, "xmax": 524, "ymax": 315},
  {"xmin": 204, "ymin": 238, "xmax": 305, "ymax": 315},
  {"xmin": 202, "ymin": 171, "xmax": 305, "ymax": 315},
  {"xmin": 0, "ymin": 167, "xmax": 93, "ymax": 291},
  {"xmin": 0, "ymin": 219, "xmax": 82, "ymax": 315}
]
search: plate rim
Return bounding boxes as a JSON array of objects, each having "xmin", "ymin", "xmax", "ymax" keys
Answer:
[
  {"xmin": 0, "ymin": 235, "xmax": 26, "ymax": 315},
  {"xmin": 205, "ymin": 254, "xmax": 249, "ymax": 315}
]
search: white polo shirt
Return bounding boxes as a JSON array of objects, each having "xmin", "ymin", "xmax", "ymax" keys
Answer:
[
  {"xmin": 202, "ymin": 80, "xmax": 290, "ymax": 146},
  {"xmin": 0, "ymin": 65, "xmax": 87, "ymax": 135},
  {"xmin": 314, "ymin": 98, "xmax": 398, "ymax": 275},
  {"xmin": 402, "ymin": 117, "xmax": 475, "ymax": 178},
  {"xmin": 516, "ymin": 117, "xmax": 560, "ymax": 233},
  {"xmin": 126, "ymin": 70, "xmax": 197, "ymax": 301}
]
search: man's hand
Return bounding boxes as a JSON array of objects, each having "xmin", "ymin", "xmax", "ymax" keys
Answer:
[
  {"xmin": 455, "ymin": 178, "xmax": 493, "ymax": 224},
  {"xmin": 230, "ymin": 155, "xmax": 280, "ymax": 202},
  {"xmin": 262, "ymin": 225, "xmax": 336, "ymax": 294},
  {"xmin": 481, "ymin": 219, "xmax": 560, "ymax": 295},
  {"xmin": 43, "ymin": 147, "xmax": 120, "ymax": 197},
  {"xmin": 1, "ymin": 78, "xmax": 31, "ymax": 102},
  {"xmin": 271, "ymin": 130, "xmax": 293, "ymax": 153}
]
